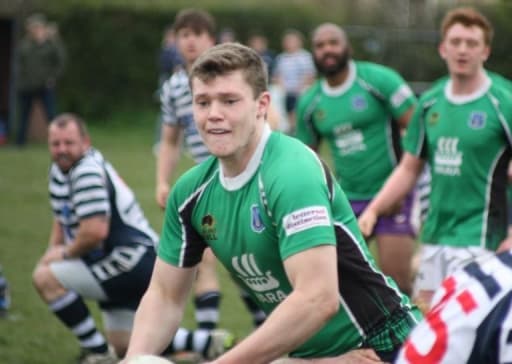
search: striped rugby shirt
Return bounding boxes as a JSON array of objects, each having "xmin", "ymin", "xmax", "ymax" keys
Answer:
[
  {"xmin": 49, "ymin": 148, "xmax": 158, "ymax": 262},
  {"xmin": 397, "ymin": 250, "xmax": 512, "ymax": 364},
  {"xmin": 160, "ymin": 68, "xmax": 209, "ymax": 163}
]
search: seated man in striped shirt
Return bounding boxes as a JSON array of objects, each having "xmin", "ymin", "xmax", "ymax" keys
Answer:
[{"xmin": 32, "ymin": 113, "xmax": 233, "ymax": 364}]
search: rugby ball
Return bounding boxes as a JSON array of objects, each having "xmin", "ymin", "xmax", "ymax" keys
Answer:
[{"xmin": 126, "ymin": 355, "xmax": 175, "ymax": 364}]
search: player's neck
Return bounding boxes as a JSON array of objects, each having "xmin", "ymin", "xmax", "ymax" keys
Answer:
[
  {"xmin": 325, "ymin": 67, "xmax": 350, "ymax": 87},
  {"xmin": 450, "ymin": 69, "xmax": 487, "ymax": 95},
  {"xmin": 220, "ymin": 124, "xmax": 264, "ymax": 178}
]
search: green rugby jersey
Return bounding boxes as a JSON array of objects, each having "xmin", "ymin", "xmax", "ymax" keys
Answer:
[
  {"xmin": 404, "ymin": 75, "xmax": 512, "ymax": 250},
  {"xmin": 159, "ymin": 126, "xmax": 419, "ymax": 358},
  {"xmin": 296, "ymin": 61, "xmax": 416, "ymax": 200}
]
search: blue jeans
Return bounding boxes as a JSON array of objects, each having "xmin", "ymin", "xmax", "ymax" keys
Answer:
[{"xmin": 17, "ymin": 87, "xmax": 56, "ymax": 145}]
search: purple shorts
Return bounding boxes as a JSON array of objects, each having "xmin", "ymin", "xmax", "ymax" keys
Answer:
[{"xmin": 351, "ymin": 193, "xmax": 416, "ymax": 237}]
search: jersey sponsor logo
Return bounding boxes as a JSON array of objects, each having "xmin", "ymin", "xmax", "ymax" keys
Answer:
[
  {"xmin": 334, "ymin": 124, "xmax": 366, "ymax": 156},
  {"xmin": 201, "ymin": 214, "xmax": 218, "ymax": 240},
  {"xmin": 351, "ymin": 94, "xmax": 367, "ymax": 111},
  {"xmin": 283, "ymin": 206, "xmax": 330, "ymax": 236},
  {"xmin": 250, "ymin": 204, "xmax": 266, "ymax": 233},
  {"xmin": 391, "ymin": 84, "xmax": 413, "ymax": 108},
  {"xmin": 467, "ymin": 111, "xmax": 486, "ymax": 129},
  {"xmin": 232, "ymin": 254, "xmax": 280, "ymax": 292},
  {"xmin": 434, "ymin": 137, "xmax": 462, "ymax": 176}
]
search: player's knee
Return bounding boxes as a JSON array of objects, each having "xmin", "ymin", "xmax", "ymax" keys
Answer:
[
  {"xmin": 32, "ymin": 264, "xmax": 47, "ymax": 291},
  {"xmin": 32, "ymin": 265, "xmax": 62, "ymax": 298}
]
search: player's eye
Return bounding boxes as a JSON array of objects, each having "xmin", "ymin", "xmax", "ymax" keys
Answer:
[
  {"xmin": 195, "ymin": 100, "xmax": 210, "ymax": 108},
  {"xmin": 224, "ymin": 99, "xmax": 238, "ymax": 105}
]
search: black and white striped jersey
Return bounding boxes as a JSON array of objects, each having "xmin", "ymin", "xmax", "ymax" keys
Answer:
[
  {"xmin": 160, "ymin": 69, "xmax": 210, "ymax": 163},
  {"xmin": 397, "ymin": 250, "xmax": 512, "ymax": 364},
  {"xmin": 49, "ymin": 148, "xmax": 158, "ymax": 262}
]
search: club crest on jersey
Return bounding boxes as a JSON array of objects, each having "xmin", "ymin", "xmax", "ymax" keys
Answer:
[
  {"xmin": 428, "ymin": 112, "xmax": 439, "ymax": 125},
  {"xmin": 351, "ymin": 95, "xmax": 367, "ymax": 111},
  {"xmin": 468, "ymin": 111, "xmax": 486, "ymax": 129},
  {"xmin": 250, "ymin": 204, "xmax": 265, "ymax": 233},
  {"xmin": 314, "ymin": 109, "xmax": 325, "ymax": 122},
  {"xmin": 201, "ymin": 214, "xmax": 217, "ymax": 240}
]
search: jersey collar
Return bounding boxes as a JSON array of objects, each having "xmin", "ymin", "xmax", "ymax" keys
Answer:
[
  {"xmin": 219, "ymin": 124, "xmax": 272, "ymax": 191},
  {"xmin": 444, "ymin": 74, "xmax": 491, "ymax": 105},
  {"xmin": 320, "ymin": 60, "xmax": 356, "ymax": 97}
]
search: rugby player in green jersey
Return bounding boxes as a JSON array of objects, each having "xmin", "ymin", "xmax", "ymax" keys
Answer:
[
  {"xmin": 359, "ymin": 7, "xmax": 512, "ymax": 311},
  {"xmin": 295, "ymin": 23, "xmax": 417, "ymax": 295},
  {"xmin": 124, "ymin": 43, "xmax": 420, "ymax": 364}
]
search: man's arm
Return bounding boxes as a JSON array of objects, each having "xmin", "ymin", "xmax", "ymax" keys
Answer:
[
  {"xmin": 211, "ymin": 245, "xmax": 340, "ymax": 364},
  {"xmin": 397, "ymin": 106, "xmax": 414, "ymax": 130},
  {"xmin": 358, "ymin": 153, "xmax": 424, "ymax": 237},
  {"xmin": 48, "ymin": 218, "xmax": 64, "ymax": 248},
  {"xmin": 41, "ymin": 218, "xmax": 65, "ymax": 264},
  {"xmin": 123, "ymin": 258, "xmax": 197, "ymax": 360},
  {"xmin": 156, "ymin": 124, "xmax": 183, "ymax": 209},
  {"xmin": 43, "ymin": 215, "xmax": 109, "ymax": 263}
]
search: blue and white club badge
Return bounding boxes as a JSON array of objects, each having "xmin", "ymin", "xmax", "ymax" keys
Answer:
[
  {"xmin": 251, "ymin": 204, "xmax": 265, "ymax": 233},
  {"xmin": 468, "ymin": 111, "xmax": 486, "ymax": 129},
  {"xmin": 351, "ymin": 95, "xmax": 367, "ymax": 111}
]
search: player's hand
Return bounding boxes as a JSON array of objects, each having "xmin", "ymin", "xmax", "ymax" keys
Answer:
[
  {"xmin": 156, "ymin": 182, "xmax": 170, "ymax": 210},
  {"xmin": 497, "ymin": 235, "xmax": 512, "ymax": 253},
  {"xmin": 334, "ymin": 348, "xmax": 387, "ymax": 363},
  {"xmin": 41, "ymin": 245, "xmax": 66, "ymax": 264},
  {"xmin": 358, "ymin": 209, "xmax": 377, "ymax": 238}
]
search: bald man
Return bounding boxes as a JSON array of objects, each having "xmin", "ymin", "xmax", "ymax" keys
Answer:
[{"xmin": 295, "ymin": 23, "xmax": 417, "ymax": 295}]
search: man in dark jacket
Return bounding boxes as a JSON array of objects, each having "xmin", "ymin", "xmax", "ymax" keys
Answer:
[{"xmin": 17, "ymin": 13, "xmax": 66, "ymax": 146}]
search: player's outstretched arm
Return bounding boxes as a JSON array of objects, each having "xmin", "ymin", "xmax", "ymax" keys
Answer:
[
  {"xmin": 208, "ymin": 245, "xmax": 340, "ymax": 364},
  {"xmin": 358, "ymin": 152, "xmax": 423, "ymax": 237},
  {"xmin": 156, "ymin": 124, "xmax": 184, "ymax": 209},
  {"xmin": 122, "ymin": 258, "xmax": 197, "ymax": 362}
]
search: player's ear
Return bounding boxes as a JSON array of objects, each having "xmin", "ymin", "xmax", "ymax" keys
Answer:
[
  {"xmin": 256, "ymin": 91, "xmax": 271, "ymax": 119},
  {"xmin": 438, "ymin": 41, "xmax": 447, "ymax": 60}
]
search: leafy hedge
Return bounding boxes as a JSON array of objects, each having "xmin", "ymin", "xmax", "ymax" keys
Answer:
[
  {"xmin": 44, "ymin": 2, "xmax": 512, "ymax": 118},
  {"xmin": 51, "ymin": 6, "xmax": 324, "ymax": 117}
]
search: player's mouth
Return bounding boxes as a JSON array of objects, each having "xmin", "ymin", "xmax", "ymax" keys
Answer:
[
  {"xmin": 208, "ymin": 129, "xmax": 230, "ymax": 135},
  {"xmin": 321, "ymin": 55, "xmax": 339, "ymax": 65}
]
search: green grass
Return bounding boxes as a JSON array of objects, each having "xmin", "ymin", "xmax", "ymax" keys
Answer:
[{"xmin": 0, "ymin": 110, "xmax": 254, "ymax": 363}]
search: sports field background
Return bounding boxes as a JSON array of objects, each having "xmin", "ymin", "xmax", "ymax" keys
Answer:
[{"xmin": 0, "ymin": 110, "xmax": 257, "ymax": 363}]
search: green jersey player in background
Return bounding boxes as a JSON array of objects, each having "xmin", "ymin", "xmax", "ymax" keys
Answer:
[
  {"xmin": 295, "ymin": 23, "xmax": 417, "ymax": 295},
  {"xmin": 123, "ymin": 43, "xmax": 420, "ymax": 364},
  {"xmin": 359, "ymin": 6, "xmax": 512, "ymax": 312}
]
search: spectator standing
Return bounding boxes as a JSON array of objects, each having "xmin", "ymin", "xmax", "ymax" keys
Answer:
[
  {"xmin": 273, "ymin": 29, "xmax": 316, "ymax": 133},
  {"xmin": 217, "ymin": 27, "xmax": 237, "ymax": 44},
  {"xmin": 158, "ymin": 26, "xmax": 183, "ymax": 88},
  {"xmin": 359, "ymin": 7, "xmax": 512, "ymax": 310},
  {"xmin": 247, "ymin": 32, "xmax": 275, "ymax": 78},
  {"xmin": 16, "ymin": 13, "xmax": 66, "ymax": 146},
  {"xmin": 295, "ymin": 23, "xmax": 417, "ymax": 295}
]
